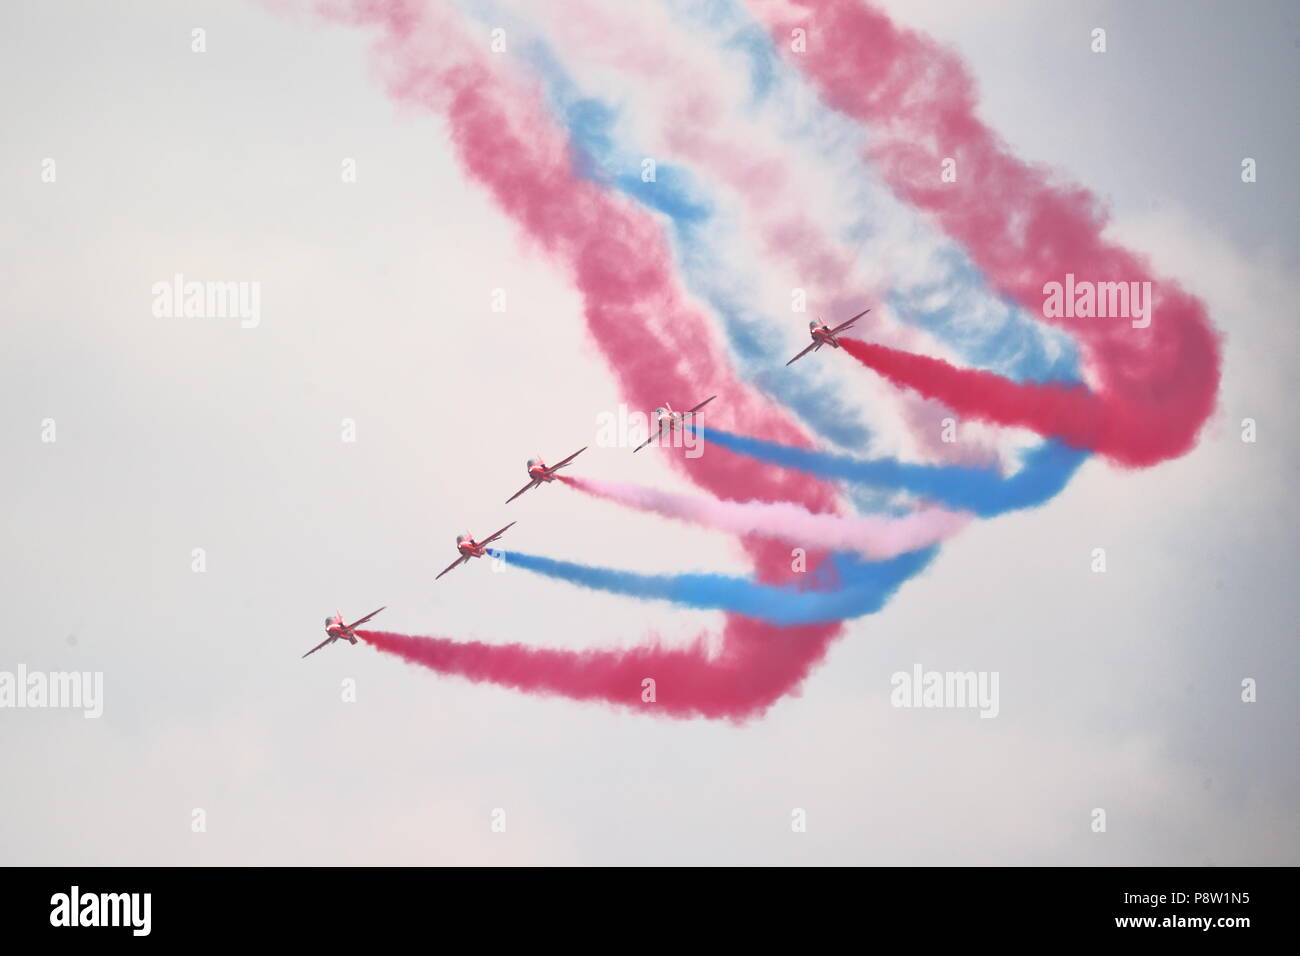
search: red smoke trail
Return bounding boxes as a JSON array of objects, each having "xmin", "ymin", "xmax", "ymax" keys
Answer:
[
  {"xmin": 748, "ymin": 0, "xmax": 1221, "ymax": 468},
  {"xmin": 358, "ymin": 628, "xmax": 813, "ymax": 720},
  {"xmin": 323, "ymin": 0, "xmax": 849, "ymax": 719},
  {"xmin": 840, "ymin": 338, "xmax": 1170, "ymax": 466}
]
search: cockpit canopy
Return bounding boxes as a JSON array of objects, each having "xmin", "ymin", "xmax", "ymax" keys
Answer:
[
  {"xmin": 325, "ymin": 616, "xmax": 336, "ymax": 625},
  {"xmin": 456, "ymin": 534, "xmax": 470, "ymax": 545},
  {"xmin": 527, "ymin": 458, "xmax": 540, "ymax": 468},
  {"xmin": 809, "ymin": 319, "xmax": 821, "ymax": 329}
]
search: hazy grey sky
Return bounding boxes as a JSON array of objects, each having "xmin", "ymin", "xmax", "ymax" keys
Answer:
[{"xmin": 1, "ymin": 0, "xmax": 1296, "ymax": 864}]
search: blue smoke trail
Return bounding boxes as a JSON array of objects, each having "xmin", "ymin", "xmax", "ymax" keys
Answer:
[
  {"xmin": 695, "ymin": 427, "xmax": 1087, "ymax": 517},
  {"xmin": 489, "ymin": 548, "xmax": 936, "ymax": 627}
]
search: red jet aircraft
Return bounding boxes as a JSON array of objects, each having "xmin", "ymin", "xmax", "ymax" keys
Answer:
[
  {"xmin": 436, "ymin": 522, "xmax": 516, "ymax": 580},
  {"xmin": 302, "ymin": 607, "xmax": 385, "ymax": 658},
  {"xmin": 785, "ymin": 308, "xmax": 871, "ymax": 366},
  {"xmin": 632, "ymin": 395, "xmax": 717, "ymax": 453},
  {"xmin": 505, "ymin": 447, "xmax": 587, "ymax": 504}
]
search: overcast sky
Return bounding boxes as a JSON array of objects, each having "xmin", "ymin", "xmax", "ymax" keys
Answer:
[{"xmin": 1, "ymin": 0, "xmax": 1296, "ymax": 864}]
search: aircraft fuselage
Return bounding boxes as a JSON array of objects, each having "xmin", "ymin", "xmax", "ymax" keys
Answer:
[{"xmin": 811, "ymin": 326, "xmax": 840, "ymax": 348}]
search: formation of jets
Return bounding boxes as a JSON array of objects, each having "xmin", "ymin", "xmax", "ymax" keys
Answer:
[{"xmin": 307, "ymin": 309, "xmax": 869, "ymax": 657}]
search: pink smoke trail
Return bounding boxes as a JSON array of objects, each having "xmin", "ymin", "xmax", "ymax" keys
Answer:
[
  {"xmin": 560, "ymin": 474, "xmax": 967, "ymax": 559},
  {"xmin": 746, "ymin": 0, "xmax": 1222, "ymax": 468},
  {"xmin": 318, "ymin": 0, "xmax": 854, "ymax": 719}
]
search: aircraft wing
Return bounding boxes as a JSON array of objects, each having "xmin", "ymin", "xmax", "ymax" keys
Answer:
[
  {"xmin": 505, "ymin": 480, "xmax": 537, "ymax": 504},
  {"xmin": 301, "ymin": 636, "xmax": 333, "ymax": 659},
  {"xmin": 550, "ymin": 446, "xmax": 587, "ymax": 471},
  {"xmin": 785, "ymin": 342, "xmax": 819, "ymax": 366},
  {"xmin": 687, "ymin": 395, "xmax": 717, "ymax": 415},
  {"xmin": 435, "ymin": 556, "xmax": 468, "ymax": 580},
  {"xmin": 345, "ymin": 606, "xmax": 386, "ymax": 630},
  {"xmin": 632, "ymin": 425, "xmax": 664, "ymax": 453},
  {"xmin": 481, "ymin": 521, "xmax": 517, "ymax": 545},
  {"xmin": 830, "ymin": 308, "xmax": 871, "ymax": 334}
]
